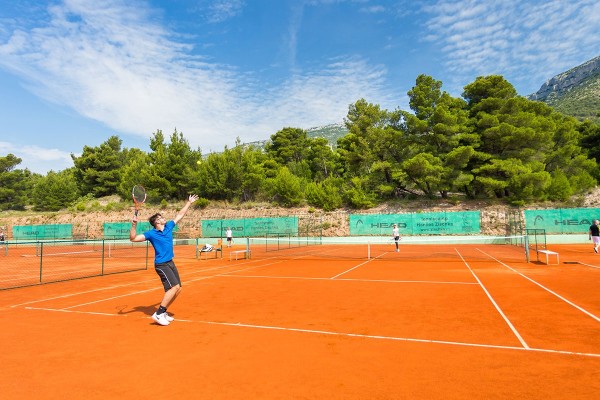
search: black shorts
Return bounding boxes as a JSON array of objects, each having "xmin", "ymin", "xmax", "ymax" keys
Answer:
[
  {"xmin": 227, "ymin": 237, "xmax": 232, "ymax": 242},
  {"xmin": 154, "ymin": 260, "xmax": 182, "ymax": 291},
  {"xmin": 394, "ymin": 236, "xmax": 400, "ymax": 243}
]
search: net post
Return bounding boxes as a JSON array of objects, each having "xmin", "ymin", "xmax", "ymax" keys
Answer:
[
  {"xmin": 101, "ymin": 239, "xmax": 105, "ymax": 275},
  {"xmin": 524, "ymin": 233, "xmax": 530, "ymax": 263},
  {"xmin": 39, "ymin": 242, "xmax": 43, "ymax": 283}
]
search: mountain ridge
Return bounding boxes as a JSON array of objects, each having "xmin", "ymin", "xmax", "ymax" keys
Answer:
[{"xmin": 528, "ymin": 55, "xmax": 600, "ymax": 123}]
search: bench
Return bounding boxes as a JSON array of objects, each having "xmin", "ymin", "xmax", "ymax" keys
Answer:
[
  {"xmin": 200, "ymin": 247, "xmax": 222, "ymax": 260},
  {"xmin": 537, "ymin": 249, "xmax": 559, "ymax": 265},
  {"xmin": 199, "ymin": 239, "xmax": 222, "ymax": 260},
  {"xmin": 230, "ymin": 250, "xmax": 251, "ymax": 261}
]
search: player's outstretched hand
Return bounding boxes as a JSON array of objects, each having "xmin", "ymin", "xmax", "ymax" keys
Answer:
[{"xmin": 188, "ymin": 194, "xmax": 199, "ymax": 203}]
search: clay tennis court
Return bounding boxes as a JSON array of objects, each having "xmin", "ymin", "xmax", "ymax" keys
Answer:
[{"xmin": 2, "ymin": 241, "xmax": 599, "ymax": 399}]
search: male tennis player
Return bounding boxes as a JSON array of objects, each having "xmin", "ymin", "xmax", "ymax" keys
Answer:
[
  {"xmin": 130, "ymin": 194, "xmax": 199, "ymax": 326},
  {"xmin": 392, "ymin": 223, "xmax": 401, "ymax": 252},
  {"xmin": 589, "ymin": 219, "xmax": 600, "ymax": 254}
]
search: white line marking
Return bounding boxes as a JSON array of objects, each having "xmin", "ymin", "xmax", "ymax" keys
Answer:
[
  {"xmin": 478, "ymin": 249, "xmax": 600, "ymax": 323},
  {"xmin": 456, "ymin": 249, "xmax": 530, "ymax": 349},
  {"xmin": 330, "ymin": 252, "xmax": 388, "ymax": 279},
  {"xmin": 574, "ymin": 262, "xmax": 600, "ymax": 270},
  {"xmin": 23, "ymin": 306, "xmax": 600, "ymax": 359},
  {"xmin": 221, "ymin": 275, "xmax": 478, "ymax": 285},
  {"xmin": 9, "ymin": 279, "xmax": 158, "ymax": 308}
]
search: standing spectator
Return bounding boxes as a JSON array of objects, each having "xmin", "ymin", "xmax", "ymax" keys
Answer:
[
  {"xmin": 589, "ymin": 219, "xmax": 600, "ymax": 253},
  {"xmin": 392, "ymin": 224, "xmax": 401, "ymax": 252},
  {"xmin": 226, "ymin": 227, "xmax": 233, "ymax": 247}
]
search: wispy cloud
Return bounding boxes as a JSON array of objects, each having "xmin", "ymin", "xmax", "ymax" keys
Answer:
[
  {"xmin": 205, "ymin": 0, "xmax": 245, "ymax": 23},
  {"xmin": 0, "ymin": 141, "xmax": 74, "ymax": 173},
  {"xmin": 0, "ymin": 0, "xmax": 393, "ymax": 155},
  {"xmin": 422, "ymin": 0, "xmax": 600, "ymax": 94}
]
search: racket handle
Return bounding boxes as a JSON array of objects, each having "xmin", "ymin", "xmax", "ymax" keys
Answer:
[{"xmin": 134, "ymin": 209, "xmax": 139, "ymax": 216}]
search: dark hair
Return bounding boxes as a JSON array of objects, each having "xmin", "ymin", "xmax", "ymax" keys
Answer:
[{"xmin": 149, "ymin": 213, "xmax": 162, "ymax": 227}]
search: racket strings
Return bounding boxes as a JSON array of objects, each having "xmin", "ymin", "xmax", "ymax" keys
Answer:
[{"xmin": 132, "ymin": 185, "xmax": 146, "ymax": 203}]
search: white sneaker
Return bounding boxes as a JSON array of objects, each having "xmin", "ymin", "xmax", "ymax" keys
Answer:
[
  {"xmin": 165, "ymin": 314, "xmax": 174, "ymax": 322},
  {"xmin": 151, "ymin": 312, "xmax": 170, "ymax": 326}
]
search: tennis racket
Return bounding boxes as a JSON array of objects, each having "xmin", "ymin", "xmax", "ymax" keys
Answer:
[{"xmin": 132, "ymin": 185, "xmax": 147, "ymax": 216}]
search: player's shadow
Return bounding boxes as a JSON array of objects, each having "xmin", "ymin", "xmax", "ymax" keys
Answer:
[{"xmin": 116, "ymin": 304, "xmax": 159, "ymax": 317}]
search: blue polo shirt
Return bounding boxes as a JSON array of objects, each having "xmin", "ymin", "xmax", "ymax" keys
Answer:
[{"xmin": 144, "ymin": 220, "xmax": 176, "ymax": 264}]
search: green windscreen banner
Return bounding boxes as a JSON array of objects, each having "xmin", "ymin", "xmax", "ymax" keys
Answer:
[
  {"xmin": 349, "ymin": 211, "xmax": 481, "ymax": 235},
  {"xmin": 524, "ymin": 208, "xmax": 600, "ymax": 233},
  {"xmin": 103, "ymin": 222, "xmax": 153, "ymax": 238},
  {"xmin": 202, "ymin": 217, "xmax": 298, "ymax": 238},
  {"xmin": 12, "ymin": 224, "xmax": 73, "ymax": 240}
]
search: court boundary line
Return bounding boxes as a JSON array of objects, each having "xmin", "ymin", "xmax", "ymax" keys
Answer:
[
  {"xmin": 7, "ymin": 263, "xmax": 248, "ymax": 308},
  {"xmin": 575, "ymin": 262, "xmax": 600, "ymax": 269},
  {"xmin": 456, "ymin": 249, "xmax": 530, "ymax": 349},
  {"xmin": 7, "ymin": 261, "xmax": 291, "ymax": 310},
  {"xmin": 21, "ymin": 305, "xmax": 600, "ymax": 359},
  {"xmin": 478, "ymin": 249, "xmax": 600, "ymax": 323},
  {"xmin": 220, "ymin": 274, "xmax": 479, "ymax": 285}
]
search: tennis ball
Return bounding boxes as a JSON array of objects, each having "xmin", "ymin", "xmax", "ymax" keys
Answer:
[{"xmin": 196, "ymin": 160, "xmax": 201, "ymax": 165}]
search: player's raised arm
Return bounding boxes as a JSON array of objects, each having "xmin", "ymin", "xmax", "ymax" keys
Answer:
[
  {"xmin": 129, "ymin": 214, "xmax": 146, "ymax": 242},
  {"xmin": 174, "ymin": 194, "xmax": 199, "ymax": 225}
]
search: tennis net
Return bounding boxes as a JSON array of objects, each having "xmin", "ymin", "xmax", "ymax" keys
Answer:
[{"xmin": 246, "ymin": 235, "xmax": 528, "ymax": 262}]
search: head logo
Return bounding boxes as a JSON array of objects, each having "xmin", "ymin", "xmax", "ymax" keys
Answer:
[{"xmin": 534, "ymin": 215, "xmax": 544, "ymax": 225}]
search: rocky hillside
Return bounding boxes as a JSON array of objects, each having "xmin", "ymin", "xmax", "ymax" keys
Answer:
[{"xmin": 528, "ymin": 55, "xmax": 600, "ymax": 123}]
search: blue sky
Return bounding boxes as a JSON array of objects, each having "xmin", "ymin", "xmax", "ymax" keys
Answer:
[{"xmin": 1, "ymin": 0, "xmax": 599, "ymax": 174}]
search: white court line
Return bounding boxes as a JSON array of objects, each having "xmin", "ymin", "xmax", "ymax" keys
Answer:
[
  {"xmin": 575, "ymin": 262, "xmax": 600, "ymax": 270},
  {"xmin": 478, "ymin": 249, "xmax": 600, "ymax": 323},
  {"xmin": 22, "ymin": 306, "xmax": 600, "ymax": 359},
  {"xmin": 330, "ymin": 252, "xmax": 387, "ymax": 279},
  {"xmin": 8, "ymin": 262, "xmax": 259, "ymax": 309},
  {"xmin": 9, "ymin": 278, "xmax": 158, "ymax": 308},
  {"xmin": 221, "ymin": 275, "xmax": 478, "ymax": 285},
  {"xmin": 20, "ymin": 262, "xmax": 288, "ymax": 311},
  {"xmin": 456, "ymin": 249, "xmax": 530, "ymax": 349}
]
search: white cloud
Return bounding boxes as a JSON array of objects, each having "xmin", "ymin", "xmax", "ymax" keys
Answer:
[
  {"xmin": 0, "ymin": 141, "xmax": 74, "ymax": 173},
  {"xmin": 205, "ymin": 0, "xmax": 245, "ymax": 23},
  {"xmin": 0, "ymin": 0, "xmax": 395, "ymax": 157},
  {"xmin": 422, "ymin": 0, "xmax": 600, "ymax": 94}
]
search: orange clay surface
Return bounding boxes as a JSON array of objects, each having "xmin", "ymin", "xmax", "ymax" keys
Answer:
[{"xmin": 1, "ymin": 243, "xmax": 599, "ymax": 399}]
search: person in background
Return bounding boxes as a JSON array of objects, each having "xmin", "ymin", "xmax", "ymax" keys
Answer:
[
  {"xmin": 226, "ymin": 227, "xmax": 233, "ymax": 247},
  {"xmin": 392, "ymin": 223, "xmax": 401, "ymax": 252},
  {"xmin": 589, "ymin": 219, "xmax": 600, "ymax": 254}
]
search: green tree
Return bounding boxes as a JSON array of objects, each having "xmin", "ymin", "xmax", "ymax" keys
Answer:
[
  {"xmin": 462, "ymin": 75, "xmax": 596, "ymax": 200},
  {"xmin": 338, "ymin": 99, "xmax": 407, "ymax": 201},
  {"xmin": 342, "ymin": 176, "xmax": 376, "ymax": 209},
  {"xmin": 401, "ymin": 75, "xmax": 474, "ymax": 197},
  {"xmin": 306, "ymin": 137, "xmax": 338, "ymax": 181},
  {"xmin": 0, "ymin": 154, "xmax": 34, "ymax": 210},
  {"xmin": 265, "ymin": 127, "xmax": 310, "ymax": 166},
  {"xmin": 578, "ymin": 120, "xmax": 600, "ymax": 180},
  {"xmin": 267, "ymin": 167, "xmax": 304, "ymax": 206},
  {"xmin": 31, "ymin": 169, "xmax": 80, "ymax": 211},
  {"xmin": 147, "ymin": 129, "xmax": 199, "ymax": 200},
  {"xmin": 118, "ymin": 148, "xmax": 155, "ymax": 200},
  {"xmin": 305, "ymin": 177, "xmax": 343, "ymax": 211},
  {"xmin": 72, "ymin": 136, "xmax": 124, "ymax": 197}
]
